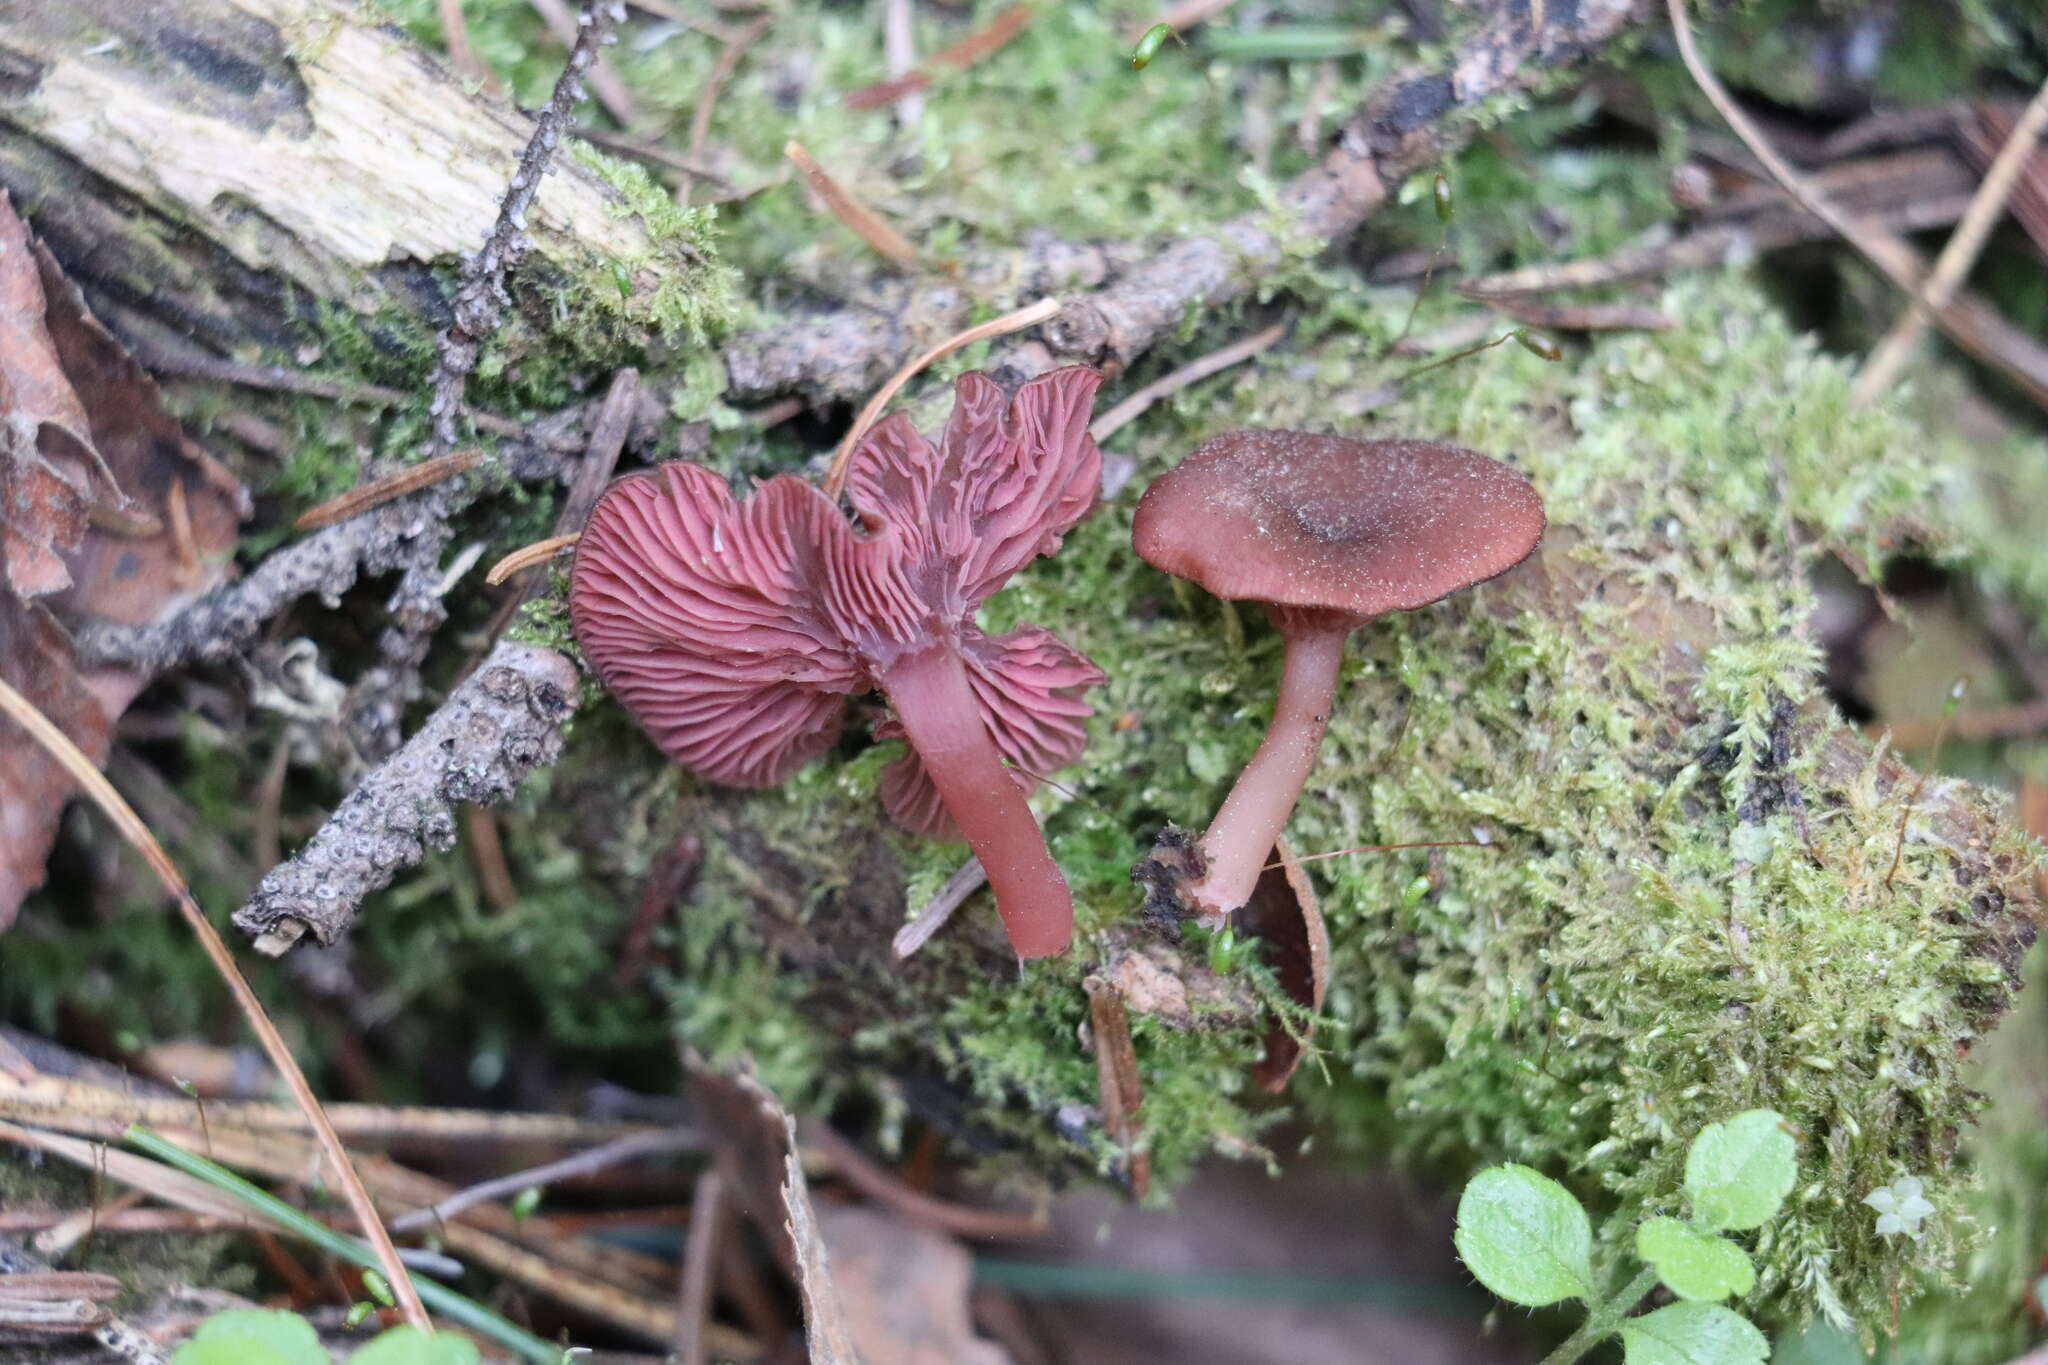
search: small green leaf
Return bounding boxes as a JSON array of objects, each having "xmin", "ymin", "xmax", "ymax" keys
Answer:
[
  {"xmin": 171, "ymin": 1309, "xmax": 326, "ymax": 1365},
  {"xmin": 1453, "ymin": 1164, "xmax": 1594, "ymax": 1306},
  {"xmin": 351, "ymin": 1325, "xmax": 484, "ymax": 1365},
  {"xmin": 1684, "ymin": 1110, "xmax": 1796, "ymax": 1231},
  {"xmin": 1620, "ymin": 1302, "xmax": 1769, "ymax": 1365},
  {"xmin": 510, "ymin": 1185, "xmax": 543, "ymax": 1221},
  {"xmin": 1635, "ymin": 1217, "xmax": 1756, "ymax": 1301},
  {"xmin": 361, "ymin": 1268, "xmax": 395, "ymax": 1307}
]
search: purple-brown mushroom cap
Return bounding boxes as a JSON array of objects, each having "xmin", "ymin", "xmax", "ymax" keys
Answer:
[{"xmin": 1131, "ymin": 431, "xmax": 1546, "ymax": 622}]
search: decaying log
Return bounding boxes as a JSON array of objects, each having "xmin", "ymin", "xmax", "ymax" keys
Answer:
[{"xmin": 0, "ymin": 0, "xmax": 671, "ymax": 361}]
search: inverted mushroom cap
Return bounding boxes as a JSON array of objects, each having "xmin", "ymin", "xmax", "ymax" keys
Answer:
[
  {"xmin": 569, "ymin": 366, "xmax": 1106, "ymax": 837},
  {"xmin": 1131, "ymin": 431, "xmax": 1545, "ymax": 620}
]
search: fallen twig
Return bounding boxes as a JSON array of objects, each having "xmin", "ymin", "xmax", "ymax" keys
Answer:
[
  {"xmin": 389, "ymin": 1129, "xmax": 700, "ymax": 1234},
  {"xmin": 137, "ymin": 346, "xmax": 536, "ymax": 439},
  {"xmin": 1483, "ymin": 298, "xmax": 1676, "ymax": 333},
  {"xmin": 615, "ymin": 831, "xmax": 703, "ymax": 985},
  {"xmin": 892, "ymin": 858, "xmax": 988, "ymax": 959},
  {"xmin": 73, "ymin": 407, "xmax": 584, "ymax": 675},
  {"xmin": 437, "ymin": 0, "xmax": 499, "ymax": 90},
  {"xmin": 1854, "ymin": 75, "xmax": 2048, "ymax": 403},
  {"xmin": 686, "ymin": 14, "xmax": 773, "ymax": 176},
  {"xmin": 729, "ymin": 0, "xmax": 1645, "ymax": 407},
  {"xmin": 431, "ymin": 0, "xmax": 622, "ymax": 455},
  {"xmin": 527, "ymin": 0, "xmax": 641, "ymax": 129},
  {"xmin": 1666, "ymin": 0, "xmax": 2048, "ymax": 412},
  {"xmin": 234, "ymin": 642, "xmax": 582, "ymax": 953},
  {"xmin": 783, "ymin": 140, "xmax": 921, "ymax": 266},
  {"xmin": 822, "ymin": 297, "xmax": 1063, "ymax": 498},
  {"xmin": 0, "ymin": 681, "xmax": 430, "ymax": 1330}
]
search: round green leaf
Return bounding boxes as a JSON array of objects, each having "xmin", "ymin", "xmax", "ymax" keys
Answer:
[
  {"xmin": 1635, "ymin": 1216, "xmax": 1756, "ymax": 1301},
  {"xmin": 1453, "ymin": 1164, "xmax": 1594, "ymax": 1307},
  {"xmin": 1684, "ymin": 1110, "xmax": 1796, "ymax": 1232},
  {"xmin": 350, "ymin": 1325, "xmax": 484, "ymax": 1365},
  {"xmin": 172, "ymin": 1309, "xmax": 326, "ymax": 1365},
  {"xmin": 1620, "ymin": 1302, "xmax": 1769, "ymax": 1365}
]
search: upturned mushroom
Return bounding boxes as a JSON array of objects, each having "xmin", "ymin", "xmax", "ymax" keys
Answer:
[
  {"xmin": 570, "ymin": 367, "xmax": 1107, "ymax": 960},
  {"xmin": 1131, "ymin": 430, "xmax": 1545, "ymax": 923}
]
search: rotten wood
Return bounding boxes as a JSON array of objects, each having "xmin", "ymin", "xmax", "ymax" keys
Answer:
[{"xmin": 1083, "ymin": 976, "xmax": 1151, "ymax": 1199}]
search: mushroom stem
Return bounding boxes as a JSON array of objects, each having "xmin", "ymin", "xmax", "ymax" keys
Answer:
[
  {"xmin": 1186, "ymin": 622, "xmax": 1350, "ymax": 923},
  {"xmin": 876, "ymin": 643, "xmax": 1076, "ymax": 959}
]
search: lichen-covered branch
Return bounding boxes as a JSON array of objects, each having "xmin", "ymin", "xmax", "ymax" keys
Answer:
[
  {"xmin": 71, "ymin": 416, "xmax": 585, "ymax": 675},
  {"xmin": 233, "ymin": 642, "xmax": 580, "ymax": 954}
]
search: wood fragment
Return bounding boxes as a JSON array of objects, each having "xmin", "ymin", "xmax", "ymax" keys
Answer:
[
  {"xmin": 892, "ymin": 858, "xmax": 988, "ymax": 959},
  {"xmin": 0, "ymin": 681, "xmax": 430, "ymax": 1331},
  {"xmin": 822, "ymin": 297, "xmax": 1062, "ymax": 498},
  {"xmin": 485, "ymin": 533, "xmax": 584, "ymax": 586},
  {"xmin": 783, "ymin": 140, "xmax": 922, "ymax": 266},
  {"xmin": 781, "ymin": 1115, "xmax": 863, "ymax": 1365},
  {"xmin": 294, "ymin": 449, "xmax": 484, "ymax": 532},
  {"xmin": 463, "ymin": 805, "xmax": 518, "ymax": 911},
  {"xmin": 1854, "ymin": 75, "xmax": 2048, "ymax": 404},
  {"xmin": 1083, "ymin": 976, "xmax": 1151, "ymax": 1199}
]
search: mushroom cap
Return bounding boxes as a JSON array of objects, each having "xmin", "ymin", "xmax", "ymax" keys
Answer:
[
  {"xmin": 1131, "ymin": 431, "xmax": 1545, "ymax": 621},
  {"xmin": 568, "ymin": 367, "xmax": 1106, "ymax": 836}
]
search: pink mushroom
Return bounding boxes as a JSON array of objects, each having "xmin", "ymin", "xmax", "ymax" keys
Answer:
[
  {"xmin": 570, "ymin": 367, "xmax": 1107, "ymax": 959},
  {"xmin": 1132, "ymin": 431, "xmax": 1545, "ymax": 924}
]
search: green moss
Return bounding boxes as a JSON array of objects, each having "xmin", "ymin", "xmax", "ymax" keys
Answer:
[{"xmin": 561, "ymin": 142, "xmax": 737, "ymax": 345}]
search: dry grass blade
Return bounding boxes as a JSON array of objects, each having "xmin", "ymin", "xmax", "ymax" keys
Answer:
[
  {"xmin": 687, "ymin": 15, "xmax": 773, "ymax": 174},
  {"xmin": 1853, "ymin": 74, "xmax": 2048, "ymax": 403},
  {"xmin": 0, "ymin": 678, "xmax": 431, "ymax": 1331},
  {"xmin": 295, "ymin": 449, "xmax": 484, "ymax": 531},
  {"xmin": 892, "ymin": 857, "xmax": 986, "ymax": 958},
  {"xmin": 485, "ymin": 534, "xmax": 582, "ymax": 586},
  {"xmin": 388, "ymin": 1129, "xmax": 699, "ymax": 1233},
  {"xmin": 1089, "ymin": 321, "xmax": 1288, "ymax": 442},
  {"xmin": 800, "ymin": 1118, "xmax": 1049, "ymax": 1241},
  {"xmin": 845, "ymin": 3, "xmax": 1034, "ymax": 109},
  {"xmin": 783, "ymin": 140, "xmax": 921, "ymax": 266},
  {"xmin": 822, "ymin": 296, "xmax": 1063, "ymax": 498}
]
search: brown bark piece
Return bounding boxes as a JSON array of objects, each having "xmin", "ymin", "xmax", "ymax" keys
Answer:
[{"xmin": 1235, "ymin": 837, "xmax": 1330, "ymax": 1093}]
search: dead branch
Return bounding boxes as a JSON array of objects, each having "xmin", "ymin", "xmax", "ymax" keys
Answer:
[
  {"xmin": 723, "ymin": 0, "xmax": 1646, "ymax": 403},
  {"xmin": 431, "ymin": 0, "xmax": 624, "ymax": 455},
  {"xmin": 233, "ymin": 643, "xmax": 582, "ymax": 954},
  {"xmin": 72, "ymin": 411, "xmax": 585, "ymax": 676}
]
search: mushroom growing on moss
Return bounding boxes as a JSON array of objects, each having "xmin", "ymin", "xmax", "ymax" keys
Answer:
[
  {"xmin": 1132, "ymin": 430, "xmax": 1545, "ymax": 923},
  {"xmin": 570, "ymin": 368, "xmax": 1107, "ymax": 959}
]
